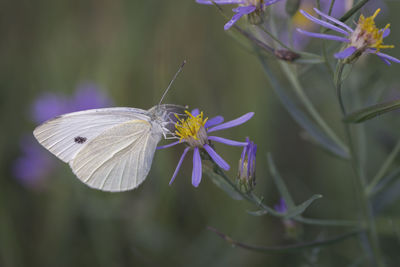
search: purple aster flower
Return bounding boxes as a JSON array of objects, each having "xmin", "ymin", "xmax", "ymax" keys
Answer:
[
  {"xmin": 297, "ymin": 8, "xmax": 400, "ymax": 65},
  {"xmin": 237, "ymin": 137, "xmax": 257, "ymax": 192},
  {"xmin": 14, "ymin": 83, "xmax": 112, "ymax": 188},
  {"xmin": 158, "ymin": 109, "xmax": 254, "ymax": 187},
  {"xmin": 196, "ymin": 0, "xmax": 283, "ymax": 30}
]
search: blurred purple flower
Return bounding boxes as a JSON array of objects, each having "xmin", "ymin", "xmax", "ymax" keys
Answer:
[
  {"xmin": 274, "ymin": 197, "xmax": 288, "ymax": 213},
  {"xmin": 297, "ymin": 8, "xmax": 400, "ymax": 65},
  {"xmin": 14, "ymin": 83, "xmax": 112, "ymax": 188},
  {"xmin": 196, "ymin": 0, "xmax": 283, "ymax": 30},
  {"xmin": 158, "ymin": 109, "xmax": 254, "ymax": 187}
]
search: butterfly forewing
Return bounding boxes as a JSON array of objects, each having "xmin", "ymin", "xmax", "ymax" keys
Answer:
[
  {"xmin": 33, "ymin": 108, "xmax": 149, "ymax": 163},
  {"xmin": 70, "ymin": 119, "xmax": 162, "ymax": 192}
]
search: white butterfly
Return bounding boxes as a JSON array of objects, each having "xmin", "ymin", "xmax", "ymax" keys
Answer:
[
  {"xmin": 34, "ymin": 61, "xmax": 187, "ymax": 192},
  {"xmin": 33, "ymin": 104, "xmax": 185, "ymax": 192}
]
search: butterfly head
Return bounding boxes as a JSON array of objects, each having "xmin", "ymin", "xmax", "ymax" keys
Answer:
[{"xmin": 149, "ymin": 104, "xmax": 187, "ymax": 138}]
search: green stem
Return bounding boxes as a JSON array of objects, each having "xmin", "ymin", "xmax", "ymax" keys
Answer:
[
  {"xmin": 328, "ymin": 0, "xmax": 336, "ymax": 16},
  {"xmin": 279, "ymin": 61, "xmax": 349, "ymax": 155},
  {"xmin": 208, "ymin": 226, "xmax": 363, "ymax": 253},
  {"xmin": 366, "ymin": 138, "xmax": 400, "ymax": 195},
  {"xmin": 206, "ymin": 162, "xmax": 357, "ymax": 227},
  {"xmin": 334, "ymin": 61, "xmax": 384, "ymax": 267},
  {"xmin": 258, "ymin": 25, "xmax": 292, "ymax": 51},
  {"xmin": 339, "ymin": 0, "xmax": 370, "ymax": 23}
]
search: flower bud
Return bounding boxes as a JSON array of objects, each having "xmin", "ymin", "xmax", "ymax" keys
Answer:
[{"xmin": 237, "ymin": 138, "xmax": 257, "ymax": 192}]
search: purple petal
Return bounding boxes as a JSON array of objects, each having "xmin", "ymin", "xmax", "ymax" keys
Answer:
[
  {"xmin": 296, "ymin": 29, "xmax": 350, "ymax": 43},
  {"xmin": 191, "ymin": 109, "xmax": 200, "ymax": 116},
  {"xmin": 313, "ymin": 8, "xmax": 354, "ymax": 33},
  {"xmin": 334, "ymin": 46, "xmax": 357, "ymax": 59},
  {"xmin": 264, "ymin": 0, "xmax": 283, "ymax": 7},
  {"xmin": 157, "ymin": 141, "xmax": 180, "ymax": 150},
  {"xmin": 207, "ymin": 112, "xmax": 254, "ymax": 133},
  {"xmin": 300, "ymin": 9, "xmax": 349, "ymax": 35},
  {"xmin": 204, "ymin": 116, "xmax": 224, "ymax": 128},
  {"xmin": 382, "ymin": 28, "xmax": 390, "ymax": 38},
  {"xmin": 208, "ymin": 136, "xmax": 248, "ymax": 146},
  {"xmin": 196, "ymin": 0, "xmax": 245, "ymax": 5},
  {"xmin": 203, "ymin": 144, "xmax": 230, "ymax": 171},
  {"xmin": 169, "ymin": 147, "xmax": 190, "ymax": 185},
  {"xmin": 224, "ymin": 5, "xmax": 256, "ymax": 30},
  {"xmin": 374, "ymin": 51, "xmax": 400, "ymax": 64},
  {"xmin": 192, "ymin": 147, "xmax": 202, "ymax": 187}
]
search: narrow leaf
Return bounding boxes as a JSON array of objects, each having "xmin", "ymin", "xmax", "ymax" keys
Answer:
[
  {"xmin": 344, "ymin": 99, "xmax": 400, "ymax": 123},
  {"xmin": 267, "ymin": 153, "xmax": 296, "ymax": 208},
  {"xmin": 259, "ymin": 56, "xmax": 349, "ymax": 158},
  {"xmin": 203, "ymin": 165, "xmax": 243, "ymax": 200},
  {"xmin": 284, "ymin": 194, "xmax": 322, "ymax": 219},
  {"xmin": 246, "ymin": 210, "xmax": 268, "ymax": 216}
]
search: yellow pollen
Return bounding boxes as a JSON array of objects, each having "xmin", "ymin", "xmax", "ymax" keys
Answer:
[
  {"xmin": 357, "ymin": 8, "xmax": 394, "ymax": 52},
  {"xmin": 175, "ymin": 110, "xmax": 208, "ymax": 142}
]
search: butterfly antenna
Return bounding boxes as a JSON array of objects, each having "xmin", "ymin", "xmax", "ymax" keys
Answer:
[{"xmin": 158, "ymin": 60, "xmax": 186, "ymax": 106}]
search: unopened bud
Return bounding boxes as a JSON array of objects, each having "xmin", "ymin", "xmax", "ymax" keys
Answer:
[{"xmin": 237, "ymin": 138, "xmax": 257, "ymax": 193}]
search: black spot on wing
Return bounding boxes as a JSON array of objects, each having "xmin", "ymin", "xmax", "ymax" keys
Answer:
[{"xmin": 74, "ymin": 136, "xmax": 87, "ymax": 144}]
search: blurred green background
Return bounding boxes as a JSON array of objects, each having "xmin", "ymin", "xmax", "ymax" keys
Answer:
[{"xmin": 1, "ymin": 0, "xmax": 400, "ymax": 266}]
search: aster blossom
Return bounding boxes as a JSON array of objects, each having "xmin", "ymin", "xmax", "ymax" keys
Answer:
[
  {"xmin": 196, "ymin": 0, "xmax": 283, "ymax": 30},
  {"xmin": 158, "ymin": 109, "xmax": 254, "ymax": 187},
  {"xmin": 297, "ymin": 8, "xmax": 400, "ymax": 65}
]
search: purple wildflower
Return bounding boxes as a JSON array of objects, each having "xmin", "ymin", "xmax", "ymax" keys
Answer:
[
  {"xmin": 238, "ymin": 137, "xmax": 257, "ymax": 191},
  {"xmin": 13, "ymin": 83, "xmax": 112, "ymax": 188},
  {"xmin": 297, "ymin": 8, "xmax": 400, "ymax": 65},
  {"xmin": 158, "ymin": 109, "xmax": 254, "ymax": 187},
  {"xmin": 274, "ymin": 197, "xmax": 288, "ymax": 213},
  {"xmin": 196, "ymin": 0, "xmax": 283, "ymax": 30}
]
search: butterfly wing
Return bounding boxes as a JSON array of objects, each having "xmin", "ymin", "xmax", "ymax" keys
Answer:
[
  {"xmin": 70, "ymin": 119, "xmax": 163, "ymax": 192},
  {"xmin": 33, "ymin": 107, "xmax": 149, "ymax": 163}
]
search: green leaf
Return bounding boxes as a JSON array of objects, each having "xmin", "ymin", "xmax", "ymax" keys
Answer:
[
  {"xmin": 343, "ymin": 99, "xmax": 400, "ymax": 123},
  {"xmin": 246, "ymin": 210, "xmax": 268, "ymax": 216},
  {"xmin": 259, "ymin": 56, "xmax": 349, "ymax": 159},
  {"xmin": 203, "ymin": 165, "xmax": 243, "ymax": 200},
  {"xmin": 267, "ymin": 153, "xmax": 295, "ymax": 208},
  {"xmin": 284, "ymin": 194, "xmax": 322, "ymax": 219}
]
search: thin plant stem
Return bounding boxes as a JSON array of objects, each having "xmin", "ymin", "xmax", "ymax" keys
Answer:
[
  {"xmin": 334, "ymin": 61, "xmax": 385, "ymax": 267},
  {"xmin": 207, "ymin": 226, "xmax": 363, "ymax": 253},
  {"xmin": 258, "ymin": 25, "xmax": 292, "ymax": 51},
  {"xmin": 366, "ymin": 138, "xmax": 400, "ymax": 195},
  {"xmin": 340, "ymin": 0, "xmax": 370, "ymax": 23},
  {"xmin": 328, "ymin": 0, "xmax": 336, "ymax": 16}
]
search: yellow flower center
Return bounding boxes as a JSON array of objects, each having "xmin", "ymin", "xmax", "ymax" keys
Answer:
[
  {"xmin": 350, "ymin": 9, "xmax": 394, "ymax": 52},
  {"xmin": 243, "ymin": 0, "xmax": 263, "ymax": 8},
  {"xmin": 175, "ymin": 110, "xmax": 209, "ymax": 147}
]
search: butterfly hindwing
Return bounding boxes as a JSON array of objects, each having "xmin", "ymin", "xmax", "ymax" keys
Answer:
[{"xmin": 70, "ymin": 119, "xmax": 163, "ymax": 192}]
